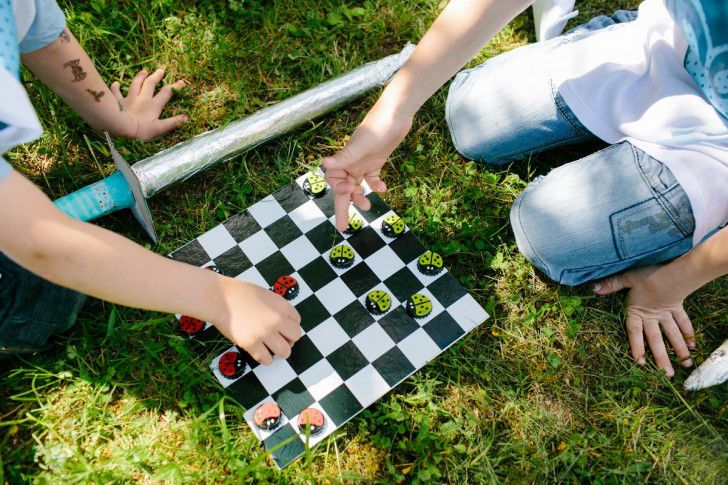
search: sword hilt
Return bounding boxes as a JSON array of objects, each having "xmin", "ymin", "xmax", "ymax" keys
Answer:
[
  {"xmin": 53, "ymin": 133, "xmax": 158, "ymax": 243},
  {"xmin": 54, "ymin": 171, "xmax": 134, "ymax": 221}
]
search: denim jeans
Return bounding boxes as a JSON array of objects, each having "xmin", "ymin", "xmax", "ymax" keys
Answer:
[
  {"xmin": 0, "ymin": 253, "xmax": 86, "ymax": 358},
  {"xmin": 445, "ymin": 10, "xmax": 696, "ymax": 285}
]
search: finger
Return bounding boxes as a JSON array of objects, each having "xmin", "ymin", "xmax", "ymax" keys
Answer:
[
  {"xmin": 264, "ymin": 333, "xmax": 292, "ymax": 360},
  {"xmin": 626, "ymin": 313, "xmax": 646, "ymax": 365},
  {"xmin": 333, "ymin": 185, "xmax": 353, "ymax": 231},
  {"xmin": 148, "ymin": 114, "xmax": 189, "ymax": 139},
  {"xmin": 322, "ymin": 155, "xmax": 344, "ymax": 172},
  {"xmin": 154, "ymin": 79, "xmax": 185, "ymax": 108},
  {"xmin": 659, "ymin": 315, "xmax": 693, "ymax": 367},
  {"xmin": 249, "ymin": 343, "xmax": 273, "ymax": 365},
  {"xmin": 110, "ymin": 81, "xmax": 123, "ymax": 101},
  {"xmin": 352, "ymin": 191, "xmax": 370, "ymax": 211},
  {"xmin": 672, "ymin": 307, "xmax": 696, "ymax": 350},
  {"xmin": 279, "ymin": 318, "xmax": 302, "ymax": 343},
  {"xmin": 365, "ymin": 173, "xmax": 387, "ymax": 193},
  {"xmin": 128, "ymin": 69, "xmax": 149, "ymax": 97},
  {"xmin": 593, "ymin": 272, "xmax": 629, "ymax": 295},
  {"xmin": 141, "ymin": 68, "xmax": 166, "ymax": 98},
  {"xmin": 643, "ymin": 318, "xmax": 674, "ymax": 377}
]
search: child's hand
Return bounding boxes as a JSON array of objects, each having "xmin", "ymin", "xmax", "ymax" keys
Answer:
[
  {"xmin": 215, "ymin": 280, "xmax": 302, "ymax": 365},
  {"xmin": 594, "ymin": 266, "xmax": 695, "ymax": 377},
  {"xmin": 323, "ymin": 101, "xmax": 413, "ymax": 230},
  {"xmin": 110, "ymin": 68, "xmax": 189, "ymax": 141}
]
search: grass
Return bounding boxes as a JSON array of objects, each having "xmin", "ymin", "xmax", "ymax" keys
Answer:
[{"xmin": 1, "ymin": 0, "xmax": 726, "ymax": 482}]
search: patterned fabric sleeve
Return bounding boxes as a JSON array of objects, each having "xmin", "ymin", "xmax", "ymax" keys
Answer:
[
  {"xmin": 667, "ymin": 0, "xmax": 728, "ymax": 120},
  {"xmin": 18, "ymin": 0, "xmax": 66, "ymax": 53}
]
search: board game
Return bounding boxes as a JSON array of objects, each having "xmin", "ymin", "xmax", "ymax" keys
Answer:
[{"xmin": 169, "ymin": 170, "xmax": 489, "ymax": 468}]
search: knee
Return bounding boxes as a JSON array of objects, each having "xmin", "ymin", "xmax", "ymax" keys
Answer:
[
  {"xmin": 509, "ymin": 180, "xmax": 587, "ymax": 286},
  {"xmin": 445, "ymin": 71, "xmax": 510, "ymax": 167}
]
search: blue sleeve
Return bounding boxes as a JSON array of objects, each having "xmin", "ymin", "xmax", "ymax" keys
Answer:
[
  {"xmin": 0, "ymin": 155, "xmax": 12, "ymax": 182},
  {"xmin": 18, "ymin": 0, "xmax": 66, "ymax": 54}
]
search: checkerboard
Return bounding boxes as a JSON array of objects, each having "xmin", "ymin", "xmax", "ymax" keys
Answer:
[{"xmin": 169, "ymin": 170, "xmax": 489, "ymax": 468}]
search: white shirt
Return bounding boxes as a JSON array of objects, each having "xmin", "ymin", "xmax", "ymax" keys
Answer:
[{"xmin": 552, "ymin": 0, "xmax": 728, "ymax": 245}]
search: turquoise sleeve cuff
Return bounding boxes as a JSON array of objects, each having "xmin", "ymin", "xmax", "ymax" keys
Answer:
[
  {"xmin": 0, "ymin": 156, "xmax": 13, "ymax": 182},
  {"xmin": 18, "ymin": 0, "xmax": 67, "ymax": 54}
]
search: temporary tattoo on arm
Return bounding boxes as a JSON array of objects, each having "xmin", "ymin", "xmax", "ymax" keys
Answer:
[
  {"xmin": 63, "ymin": 59, "xmax": 87, "ymax": 82},
  {"xmin": 58, "ymin": 30, "xmax": 71, "ymax": 43},
  {"xmin": 86, "ymin": 89, "xmax": 105, "ymax": 102}
]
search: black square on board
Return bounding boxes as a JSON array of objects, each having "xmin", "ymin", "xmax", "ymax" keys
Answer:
[
  {"xmin": 360, "ymin": 192, "xmax": 390, "ymax": 222},
  {"xmin": 389, "ymin": 231, "xmax": 427, "ymax": 264},
  {"xmin": 213, "ymin": 245, "xmax": 252, "ymax": 276},
  {"xmin": 327, "ymin": 341, "xmax": 368, "ymax": 380},
  {"xmin": 264, "ymin": 424, "xmax": 305, "ymax": 468},
  {"xmin": 273, "ymin": 183, "xmax": 310, "ymax": 212},
  {"xmin": 313, "ymin": 193, "xmax": 335, "ymax": 218},
  {"xmin": 272, "ymin": 378, "xmax": 315, "ymax": 417},
  {"xmin": 298, "ymin": 257, "xmax": 337, "ymax": 292},
  {"xmin": 319, "ymin": 384, "xmax": 363, "ymax": 427},
  {"xmin": 257, "ymin": 252, "xmax": 295, "ymax": 286},
  {"xmin": 223, "ymin": 211, "xmax": 261, "ymax": 243},
  {"xmin": 334, "ymin": 301, "xmax": 375, "ymax": 337},
  {"xmin": 286, "ymin": 335, "xmax": 323, "ymax": 374},
  {"xmin": 384, "ymin": 267, "xmax": 424, "ymax": 302},
  {"xmin": 305, "ymin": 221, "xmax": 344, "ymax": 254},
  {"xmin": 348, "ymin": 226, "xmax": 385, "ymax": 259},
  {"xmin": 378, "ymin": 306, "xmax": 419, "ymax": 343},
  {"xmin": 427, "ymin": 272, "xmax": 468, "ymax": 307},
  {"xmin": 169, "ymin": 239, "xmax": 210, "ymax": 266},
  {"xmin": 423, "ymin": 312, "xmax": 465, "ymax": 349},
  {"xmin": 373, "ymin": 346, "xmax": 416, "ymax": 386},
  {"xmin": 264, "ymin": 216, "xmax": 304, "ymax": 248},
  {"xmin": 340, "ymin": 263, "xmax": 380, "ymax": 297},
  {"xmin": 226, "ymin": 372, "xmax": 269, "ymax": 410},
  {"xmin": 193, "ymin": 326, "xmax": 225, "ymax": 345},
  {"xmin": 296, "ymin": 294, "xmax": 329, "ymax": 332}
]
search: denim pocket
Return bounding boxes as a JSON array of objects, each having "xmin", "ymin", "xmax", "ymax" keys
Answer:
[{"xmin": 610, "ymin": 185, "xmax": 694, "ymax": 260}]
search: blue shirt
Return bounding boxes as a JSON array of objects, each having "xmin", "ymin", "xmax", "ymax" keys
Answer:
[{"xmin": 0, "ymin": 0, "xmax": 66, "ymax": 181}]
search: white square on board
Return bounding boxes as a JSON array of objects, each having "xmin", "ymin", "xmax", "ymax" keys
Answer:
[
  {"xmin": 307, "ymin": 317, "xmax": 349, "ymax": 356},
  {"xmin": 290, "ymin": 403, "xmax": 335, "ymax": 446},
  {"xmin": 345, "ymin": 365, "xmax": 391, "ymax": 407},
  {"xmin": 447, "ymin": 294, "xmax": 489, "ymax": 331},
  {"xmin": 285, "ymin": 272, "xmax": 313, "ymax": 306},
  {"xmin": 210, "ymin": 346, "xmax": 251, "ymax": 388},
  {"xmin": 252, "ymin": 357, "xmax": 297, "ymax": 394},
  {"xmin": 299, "ymin": 359, "xmax": 344, "ymax": 401},
  {"xmin": 248, "ymin": 195, "xmax": 286, "ymax": 228},
  {"xmin": 364, "ymin": 245, "xmax": 405, "ymax": 281},
  {"xmin": 239, "ymin": 231, "xmax": 277, "ymax": 264},
  {"xmin": 317, "ymin": 278, "xmax": 357, "ymax": 314},
  {"xmin": 289, "ymin": 200, "xmax": 327, "ymax": 233},
  {"xmin": 236, "ymin": 266, "xmax": 268, "ymax": 288},
  {"xmin": 398, "ymin": 328, "xmax": 440, "ymax": 368},
  {"xmin": 352, "ymin": 323, "xmax": 395, "ymax": 361},
  {"xmin": 197, "ymin": 225, "xmax": 237, "ymax": 259},
  {"xmin": 281, "ymin": 236, "xmax": 320, "ymax": 270},
  {"xmin": 243, "ymin": 396, "xmax": 290, "ymax": 441}
]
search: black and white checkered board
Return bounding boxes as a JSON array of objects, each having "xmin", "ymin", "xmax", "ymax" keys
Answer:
[{"xmin": 169, "ymin": 170, "xmax": 489, "ymax": 468}]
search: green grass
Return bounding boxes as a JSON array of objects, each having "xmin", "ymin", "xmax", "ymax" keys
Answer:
[{"xmin": 2, "ymin": 0, "xmax": 727, "ymax": 482}]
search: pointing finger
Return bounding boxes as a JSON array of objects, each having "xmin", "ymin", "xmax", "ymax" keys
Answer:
[{"xmin": 333, "ymin": 187, "xmax": 352, "ymax": 231}]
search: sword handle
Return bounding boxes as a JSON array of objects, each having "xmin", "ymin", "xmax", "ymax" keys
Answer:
[{"xmin": 54, "ymin": 170, "xmax": 135, "ymax": 221}]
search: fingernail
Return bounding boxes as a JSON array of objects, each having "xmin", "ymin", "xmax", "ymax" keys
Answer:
[
  {"xmin": 688, "ymin": 340, "xmax": 696, "ymax": 350},
  {"xmin": 593, "ymin": 283, "xmax": 601, "ymax": 292},
  {"xmin": 682, "ymin": 358, "xmax": 693, "ymax": 368},
  {"xmin": 638, "ymin": 356, "xmax": 646, "ymax": 365}
]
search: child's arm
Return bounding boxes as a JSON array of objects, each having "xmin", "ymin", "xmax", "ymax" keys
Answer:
[
  {"xmin": 21, "ymin": 28, "xmax": 187, "ymax": 141},
  {"xmin": 0, "ymin": 171, "xmax": 300, "ymax": 364},
  {"xmin": 594, "ymin": 226, "xmax": 728, "ymax": 376},
  {"xmin": 324, "ymin": 0, "xmax": 535, "ymax": 229}
]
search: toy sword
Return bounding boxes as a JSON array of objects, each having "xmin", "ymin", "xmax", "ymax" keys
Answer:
[{"xmin": 54, "ymin": 44, "xmax": 415, "ymax": 243}]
